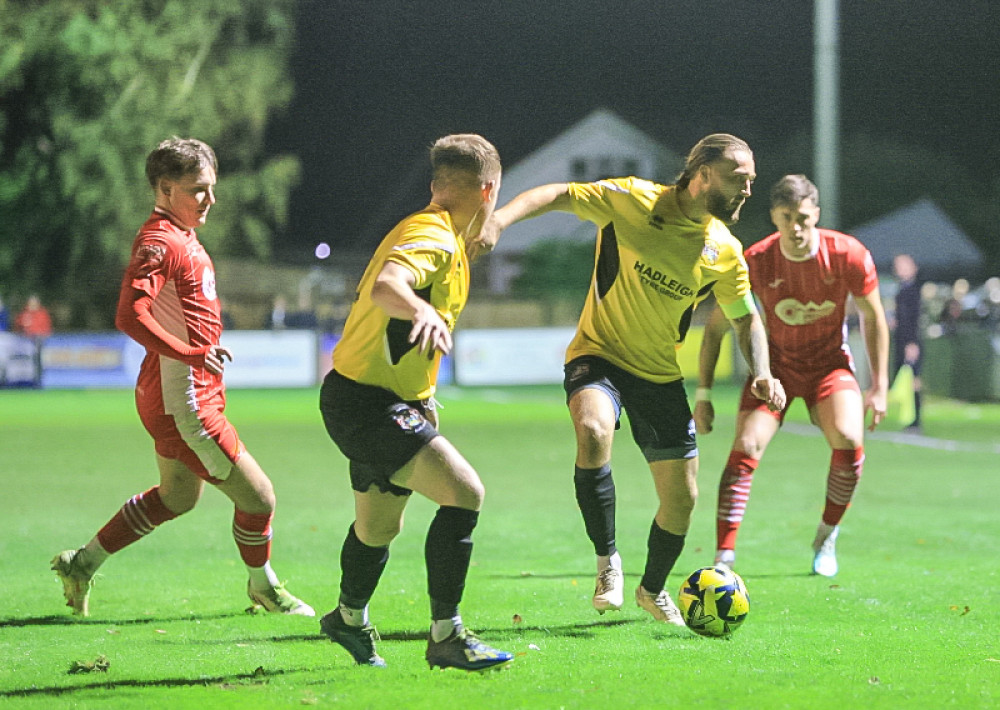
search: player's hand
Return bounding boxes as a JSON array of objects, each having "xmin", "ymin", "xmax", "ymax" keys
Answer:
[
  {"xmin": 750, "ymin": 376, "xmax": 786, "ymax": 412},
  {"xmin": 466, "ymin": 215, "xmax": 501, "ymax": 262},
  {"xmin": 693, "ymin": 400, "xmax": 715, "ymax": 435},
  {"xmin": 409, "ymin": 302, "xmax": 453, "ymax": 358},
  {"xmin": 864, "ymin": 387, "xmax": 887, "ymax": 431},
  {"xmin": 203, "ymin": 345, "xmax": 233, "ymax": 375}
]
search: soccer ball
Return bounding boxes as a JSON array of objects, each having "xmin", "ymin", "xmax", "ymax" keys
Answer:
[{"xmin": 677, "ymin": 565, "xmax": 750, "ymax": 638}]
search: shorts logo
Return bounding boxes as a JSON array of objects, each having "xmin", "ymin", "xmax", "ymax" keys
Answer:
[
  {"xmin": 202, "ymin": 267, "xmax": 217, "ymax": 301},
  {"xmin": 567, "ymin": 362, "xmax": 591, "ymax": 381},
  {"xmin": 392, "ymin": 407, "xmax": 425, "ymax": 432}
]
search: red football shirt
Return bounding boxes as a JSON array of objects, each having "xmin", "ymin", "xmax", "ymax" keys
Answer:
[
  {"xmin": 116, "ymin": 210, "xmax": 224, "ymax": 400},
  {"xmin": 745, "ymin": 229, "xmax": 878, "ymax": 377}
]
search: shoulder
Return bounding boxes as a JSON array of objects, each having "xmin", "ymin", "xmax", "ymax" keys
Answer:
[
  {"xmin": 392, "ymin": 207, "xmax": 459, "ymax": 254},
  {"xmin": 744, "ymin": 232, "xmax": 779, "ymax": 258},
  {"xmin": 819, "ymin": 229, "xmax": 869, "ymax": 254}
]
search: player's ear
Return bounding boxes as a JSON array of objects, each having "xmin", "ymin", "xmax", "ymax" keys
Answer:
[{"xmin": 158, "ymin": 177, "xmax": 172, "ymax": 197}]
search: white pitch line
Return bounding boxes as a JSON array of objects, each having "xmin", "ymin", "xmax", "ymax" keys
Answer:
[{"xmin": 779, "ymin": 422, "xmax": 1000, "ymax": 455}]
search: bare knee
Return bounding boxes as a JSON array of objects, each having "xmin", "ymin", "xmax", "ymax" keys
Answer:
[
  {"xmin": 158, "ymin": 487, "xmax": 200, "ymax": 516},
  {"xmin": 574, "ymin": 415, "xmax": 614, "ymax": 464},
  {"xmin": 734, "ymin": 435, "xmax": 766, "ymax": 460},
  {"xmin": 356, "ymin": 518, "xmax": 403, "ymax": 547}
]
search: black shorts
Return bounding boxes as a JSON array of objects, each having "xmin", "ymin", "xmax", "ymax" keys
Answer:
[
  {"xmin": 319, "ymin": 369, "xmax": 439, "ymax": 496},
  {"xmin": 563, "ymin": 355, "xmax": 697, "ymax": 462}
]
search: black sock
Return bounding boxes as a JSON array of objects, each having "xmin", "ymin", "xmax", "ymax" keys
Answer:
[
  {"xmin": 426, "ymin": 506, "xmax": 479, "ymax": 620},
  {"xmin": 913, "ymin": 391, "xmax": 922, "ymax": 424},
  {"xmin": 574, "ymin": 464, "xmax": 616, "ymax": 556},
  {"xmin": 339, "ymin": 523, "xmax": 389, "ymax": 609},
  {"xmin": 640, "ymin": 520, "xmax": 685, "ymax": 594}
]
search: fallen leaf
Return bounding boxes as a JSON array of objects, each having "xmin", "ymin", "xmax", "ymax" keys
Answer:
[{"xmin": 68, "ymin": 655, "xmax": 110, "ymax": 674}]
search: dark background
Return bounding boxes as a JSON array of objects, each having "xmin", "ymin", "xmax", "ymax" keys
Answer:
[{"xmin": 267, "ymin": 0, "xmax": 999, "ymax": 259}]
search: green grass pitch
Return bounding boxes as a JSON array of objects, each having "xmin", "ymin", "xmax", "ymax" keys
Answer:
[{"xmin": 1, "ymin": 385, "xmax": 998, "ymax": 709}]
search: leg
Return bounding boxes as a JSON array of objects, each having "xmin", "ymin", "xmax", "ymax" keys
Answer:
[
  {"xmin": 634, "ymin": 457, "xmax": 698, "ymax": 626},
  {"xmin": 218, "ymin": 453, "xmax": 313, "ymax": 615},
  {"xmin": 390, "ymin": 438, "xmax": 512, "ymax": 671},
  {"xmin": 809, "ymin": 385, "xmax": 866, "ymax": 576},
  {"xmin": 320, "ymin": 487, "xmax": 408, "ymax": 667},
  {"xmin": 715, "ymin": 409, "xmax": 781, "ymax": 563},
  {"xmin": 51, "ymin": 455, "xmax": 198, "ymax": 616},
  {"xmin": 568, "ymin": 387, "xmax": 624, "ymax": 613}
]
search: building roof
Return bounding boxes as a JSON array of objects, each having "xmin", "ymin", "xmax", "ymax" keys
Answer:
[
  {"xmin": 849, "ymin": 198, "xmax": 983, "ymax": 279},
  {"xmin": 492, "ymin": 108, "xmax": 683, "ymax": 256}
]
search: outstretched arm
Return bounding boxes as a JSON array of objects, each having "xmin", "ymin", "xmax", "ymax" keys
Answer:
[
  {"xmin": 466, "ymin": 183, "xmax": 572, "ymax": 262},
  {"xmin": 855, "ymin": 288, "xmax": 890, "ymax": 431}
]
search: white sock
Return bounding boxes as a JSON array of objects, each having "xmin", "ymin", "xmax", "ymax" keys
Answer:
[
  {"xmin": 597, "ymin": 550, "xmax": 622, "ymax": 573},
  {"xmin": 246, "ymin": 561, "xmax": 280, "ymax": 590},
  {"xmin": 80, "ymin": 537, "xmax": 111, "ymax": 575},
  {"xmin": 338, "ymin": 603, "xmax": 369, "ymax": 628},
  {"xmin": 430, "ymin": 615, "xmax": 462, "ymax": 643}
]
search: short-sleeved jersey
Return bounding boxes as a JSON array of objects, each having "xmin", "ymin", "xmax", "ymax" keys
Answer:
[
  {"xmin": 564, "ymin": 178, "xmax": 754, "ymax": 383},
  {"xmin": 118, "ymin": 210, "xmax": 224, "ymax": 402},
  {"xmin": 745, "ymin": 229, "xmax": 878, "ymax": 376},
  {"xmin": 333, "ymin": 203, "xmax": 469, "ymax": 401}
]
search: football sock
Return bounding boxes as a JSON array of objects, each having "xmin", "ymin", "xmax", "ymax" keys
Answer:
[
  {"xmin": 912, "ymin": 391, "xmax": 922, "ymax": 425},
  {"xmin": 96, "ymin": 486, "xmax": 178, "ymax": 554},
  {"xmin": 430, "ymin": 615, "xmax": 463, "ymax": 643},
  {"xmin": 574, "ymin": 464, "xmax": 617, "ymax": 557},
  {"xmin": 233, "ymin": 509, "xmax": 273, "ymax": 568},
  {"xmin": 246, "ymin": 561, "xmax": 280, "ymax": 591},
  {"xmin": 640, "ymin": 520, "xmax": 685, "ymax": 594},
  {"xmin": 822, "ymin": 447, "xmax": 865, "ymax": 526},
  {"xmin": 337, "ymin": 602, "xmax": 369, "ymax": 628},
  {"xmin": 716, "ymin": 450, "xmax": 758, "ymax": 551},
  {"xmin": 79, "ymin": 538, "xmax": 111, "ymax": 576},
  {"xmin": 597, "ymin": 550, "xmax": 622, "ymax": 573},
  {"xmin": 426, "ymin": 506, "xmax": 478, "ymax": 621},
  {"xmin": 339, "ymin": 523, "xmax": 389, "ymax": 610}
]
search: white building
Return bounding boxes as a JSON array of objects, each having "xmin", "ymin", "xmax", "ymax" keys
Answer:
[{"xmin": 488, "ymin": 109, "xmax": 684, "ymax": 293}]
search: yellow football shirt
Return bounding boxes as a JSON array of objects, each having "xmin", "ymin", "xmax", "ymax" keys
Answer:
[
  {"xmin": 333, "ymin": 203, "xmax": 468, "ymax": 400},
  {"xmin": 565, "ymin": 177, "xmax": 754, "ymax": 383}
]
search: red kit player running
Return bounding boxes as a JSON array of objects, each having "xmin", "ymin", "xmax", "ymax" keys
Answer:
[
  {"xmin": 695, "ymin": 174, "xmax": 889, "ymax": 576},
  {"xmin": 51, "ymin": 138, "xmax": 313, "ymax": 617}
]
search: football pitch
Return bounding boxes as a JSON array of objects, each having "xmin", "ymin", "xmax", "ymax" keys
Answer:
[{"xmin": 1, "ymin": 385, "xmax": 997, "ymax": 709}]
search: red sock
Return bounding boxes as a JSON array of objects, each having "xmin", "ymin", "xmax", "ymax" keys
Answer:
[
  {"xmin": 233, "ymin": 510, "xmax": 273, "ymax": 567},
  {"xmin": 822, "ymin": 447, "xmax": 865, "ymax": 525},
  {"xmin": 96, "ymin": 487, "xmax": 178, "ymax": 554},
  {"xmin": 716, "ymin": 450, "xmax": 759, "ymax": 551}
]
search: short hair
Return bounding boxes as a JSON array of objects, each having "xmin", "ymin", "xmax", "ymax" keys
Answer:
[
  {"xmin": 145, "ymin": 138, "xmax": 218, "ymax": 188},
  {"xmin": 770, "ymin": 174, "xmax": 819, "ymax": 209},
  {"xmin": 429, "ymin": 134, "xmax": 501, "ymax": 189},
  {"xmin": 675, "ymin": 133, "xmax": 752, "ymax": 189}
]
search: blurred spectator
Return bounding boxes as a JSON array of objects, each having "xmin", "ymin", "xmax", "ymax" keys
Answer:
[
  {"xmin": 268, "ymin": 294, "xmax": 288, "ymax": 330},
  {"xmin": 938, "ymin": 278, "xmax": 969, "ymax": 336},
  {"xmin": 13, "ymin": 294, "xmax": 52, "ymax": 387},
  {"xmin": 14, "ymin": 294, "xmax": 53, "ymax": 339},
  {"xmin": 890, "ymin": 254, "xmax": 922, "ymax": 431}
]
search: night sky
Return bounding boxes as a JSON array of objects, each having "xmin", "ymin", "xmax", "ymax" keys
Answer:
[{"xmin": 267, "ymin": 0, "xmax": 999, "ymax": 259}]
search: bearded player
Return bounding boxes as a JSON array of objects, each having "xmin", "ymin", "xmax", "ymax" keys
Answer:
[
  {"xmin": 489, "ymin": 134, "xmax": 784, "ymax": 625},
  {"xmin": 695, "ymin": 174, "xmax": 889, "ymax": 576}
]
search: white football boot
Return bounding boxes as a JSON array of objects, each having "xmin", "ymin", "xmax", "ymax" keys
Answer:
[
  {"xmin": 811, "ymin": 523, "xmax": 840, "ymax": 577},
  {"xmin": 592, "ymin": 567, "xmax": 624, "ymax": 614}
]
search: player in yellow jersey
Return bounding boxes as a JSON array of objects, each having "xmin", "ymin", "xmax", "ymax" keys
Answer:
[
  {"xmin": 489, "ymin": 134, "xmax": 785, "ymax": 627},
  {"xmin": 318, "ymin": 134, "xmax": 512, "ymax": 671}
]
